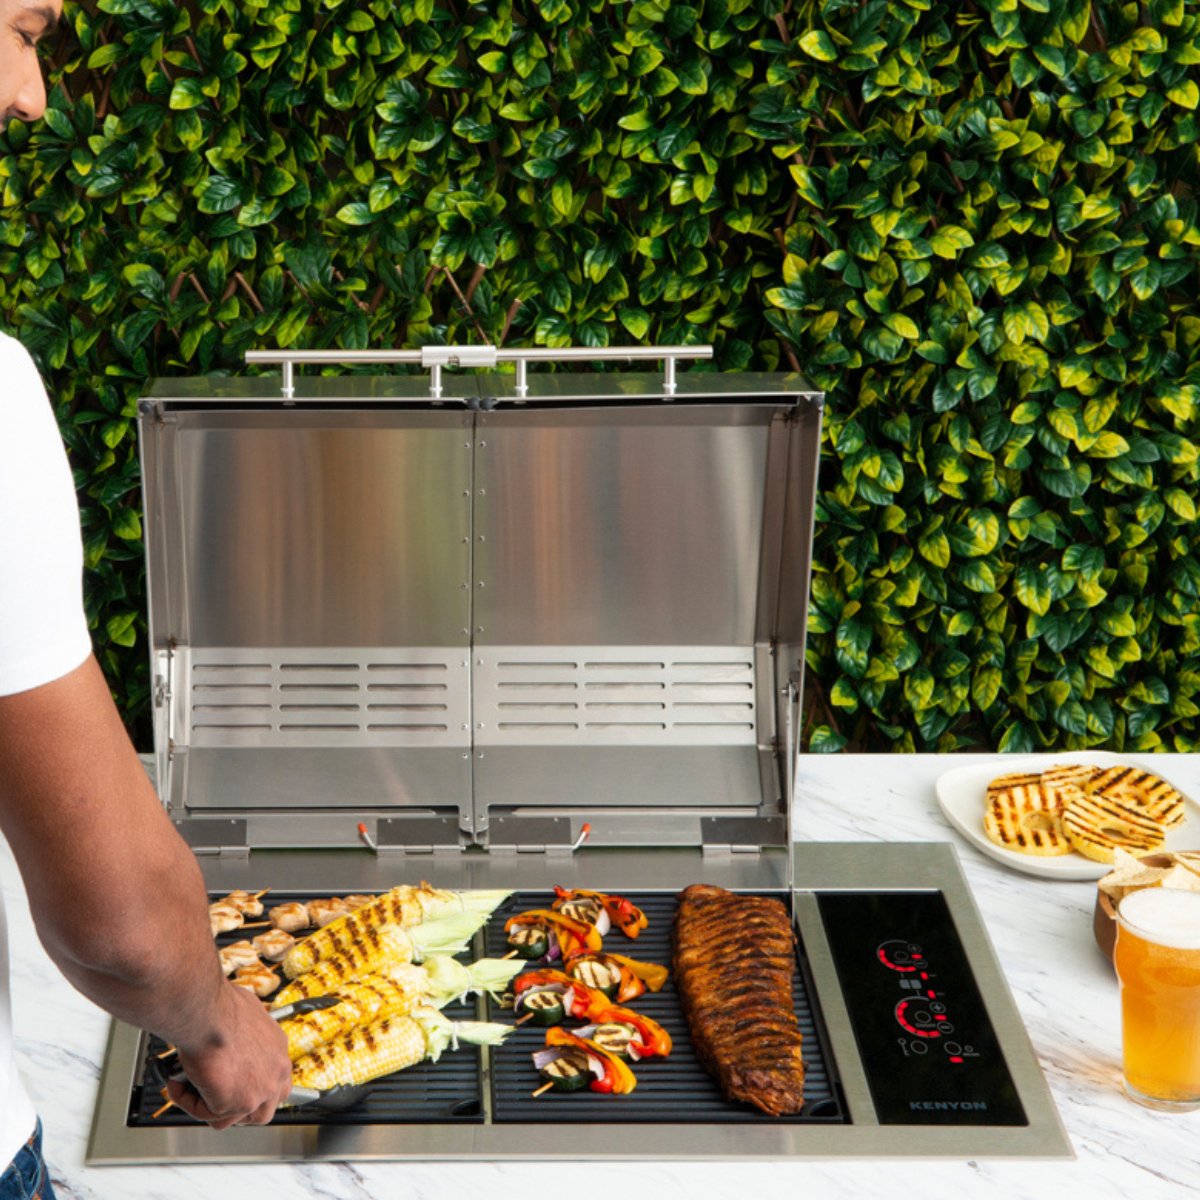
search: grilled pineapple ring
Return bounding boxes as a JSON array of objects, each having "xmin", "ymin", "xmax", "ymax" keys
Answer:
[
  {"xmin": 983, "ymin": 786, "xmax": 1073, "ymax": 857},
  {"xmin": 1062, "ymin": 791, "xmax": 1167, "ymax": 864}
]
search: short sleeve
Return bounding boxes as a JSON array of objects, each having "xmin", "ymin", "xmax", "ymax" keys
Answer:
[{"xmin": 0, "ymin": 334, "xmax": 91, "ymax": 695}]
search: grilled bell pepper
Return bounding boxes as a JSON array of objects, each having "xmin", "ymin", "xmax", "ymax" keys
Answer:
[
  {"xmin": 513, "ymin": 969, "xmax": 609, "ymax": 1023},
  {"xmin": 553, "ymin": 887, "xmax": 648, "ymax": 939},
  {"xmin": 580, "ymin": 1004, "xmax": 673, "ymax": 1059},
  {"xmin": 545, "ymin": 1027, "xmax": 637, "ymax": 1094},
  {"xmin": 505, "ymin": 910, "xmax": 602, "ymax": 960},
  {"xmin": 565, "ymin": 951, "xmax": 668, "ymax": 1004}
]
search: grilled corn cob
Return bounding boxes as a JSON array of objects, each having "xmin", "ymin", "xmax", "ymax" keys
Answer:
[
  {"xmin": 279, "ymin": 955, "xmax": 522, "ymax": 1061},
  {"xmin": 290, "ymin": 1006, "xmax": 510, "ymax": 1090},
  {"xmin": 283, "ymin": 885, "xmax": 510, "ymax": 979},
  {"xmin": 272, "ymin": 910, "xmax": 491, "ymax": 1005}
]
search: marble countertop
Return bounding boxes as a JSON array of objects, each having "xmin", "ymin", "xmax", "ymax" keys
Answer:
[{"xmin": 6, "ymin": 753, "xmax": 1200, "ymax": 1200}]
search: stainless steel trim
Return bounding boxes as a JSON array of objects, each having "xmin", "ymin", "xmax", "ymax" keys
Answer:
[
  {"xmin": 245, "ymin": 344, "xmax": 715, "ymax": 400},
  {"xmin": 87, "ymin": 844, "xmax": 1071, "ymax": 1163}
]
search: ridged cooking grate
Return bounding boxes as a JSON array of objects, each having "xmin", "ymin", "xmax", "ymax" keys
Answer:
[
  {"xmin": 485, "ymin": 891, "xmax": 846, "ymax": 1124},
  {"xmin": 127, "ymin": 891, "xmax": 484, "ymax": 1128},
  {"xmin": 127, "ymin": 888, "xmax": 845, "ymax": 1128}
]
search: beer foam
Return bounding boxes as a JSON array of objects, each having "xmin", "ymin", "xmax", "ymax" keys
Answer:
[{"xmin": 1118, "ymin": 886, "xmax": 1200, "ymax": 949}]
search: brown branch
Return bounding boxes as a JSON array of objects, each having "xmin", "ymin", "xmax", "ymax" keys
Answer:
[
  {"xmin": 773, "ymin": 228, "xmax": 789, "ymax": 255},
  {"xmin": 500, "ymin": 299, "xmax": 523, "ymax": 346},
  {"xmin": 1089, "ymin": 6, "xmax": 1108, "ymax": 51},
  {"xmin": 423, "ymin": 267, "xmax": 439, "ymax": 294},
  {"xmin": 221, "ymin": 279, "xmax": 238, "ymax": 303},
  {"xmin": 333, "ymin": 269, "xmax": 369, "ymax": 313},
  {"xmin": 772, "ymin": 12, "xmax": 791, "ymax": 44},
  {"xmin": 368, "ymin": 283, "xmax": 387, "ymax": 313},
  {"xmin": 779, "ymin": 340, "xmax": 802, "ymax": 372},
  {"xmin": 169, "ymin": 273, "xmax": 185, "ymax": 303},
  {"xmin": 188, "ymin": 273, "xmax": 211, "ymax": 305},
  {"xmin": 95, "ymin": 74, "xmax": 113, "ymax": 121},
  {"xmin": 465, "ymin": 263, "xmax": 487, "ymax": 306},
  {"xmin": 441, "ymin": 267, "xmax": 490, "ymax": 343},
  {"xmin": 235, "ymin": 271, "xmax": 264, "ymax": 314}
]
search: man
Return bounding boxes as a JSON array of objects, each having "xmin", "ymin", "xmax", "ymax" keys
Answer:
[{"xmin": 0, "ymin": 1, "xmax": 293, "ymax": 1191}]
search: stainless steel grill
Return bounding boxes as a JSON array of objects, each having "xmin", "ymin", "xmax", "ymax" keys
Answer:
[{"xmin": 87, "ymin": 348, "xmax": 1071, "ymax": 1163}]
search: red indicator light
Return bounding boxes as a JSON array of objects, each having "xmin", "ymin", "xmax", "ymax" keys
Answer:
[
  {"xmin": 949, "ymin": 1056, "xmax": 964, "ymax": 1063},
  {"xmin": 926, "ymin": 990, "xmax": 936, "ymax": 998},
  {"xmin": 912, "ymin": 953, "xmax": 923, "ymax": 960},
  {"xmin": 877, "ymin": 948, "xmax": 917, "ymax": 972},
  {"xmin": 919, "ymin": 972, "xmax": 928, "ymax": 980}
]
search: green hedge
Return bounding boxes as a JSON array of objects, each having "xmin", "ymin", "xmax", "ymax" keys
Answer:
[{"xmin": 2, "ymin": 0, "xmax": 1198, "ymax": 752}]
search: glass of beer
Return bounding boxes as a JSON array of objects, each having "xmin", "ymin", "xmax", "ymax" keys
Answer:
[{"xmin": 1114, "ymin": 887, "xmax": 1200, "ymax": 1111}]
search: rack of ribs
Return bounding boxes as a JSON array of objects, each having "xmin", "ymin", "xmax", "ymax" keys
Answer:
[{"xmin": 672, "ymin": 884, "xmax": 805, "ymax": 1116}]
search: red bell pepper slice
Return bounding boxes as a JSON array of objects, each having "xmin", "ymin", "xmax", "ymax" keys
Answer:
[
  {"xmin": 546, "ymin": 1027, "xmax": 637, "ymax": 1094},
  {"xmin": 587, "ymin": 1003, "xmax": 673, "ymax": 1058}
]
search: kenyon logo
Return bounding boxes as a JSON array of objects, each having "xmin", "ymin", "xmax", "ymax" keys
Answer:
[{"xmin": 909, "ymin": 1101, "xmax": 989, "ymax": 1112}]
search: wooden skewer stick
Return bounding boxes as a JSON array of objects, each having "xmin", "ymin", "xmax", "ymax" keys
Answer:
[
  {"xmin": 515, "ymin": 1012, "xmax": 537, "ymax": 1026},
  {"xmin": 239, "ymin": 921, "xmax": 271, "ymax": 929},
  {"xmin": 151, "ymin": 1089, "xmax": 175, "ymax": 1119},
  {"xmin": 532, "ymin": 1081, "xmax": 555, "ymax": 1098},
  {"xmin": 155, "ymin": 1045, "xmax": 178, "ymax": 1060},
  {"xmin": 501, "ymin": 950, "xmax": 520, "ymax": 960},
  {"xmin": 252, "ymin": 889, "xmax": 271, "ymax": 900}
]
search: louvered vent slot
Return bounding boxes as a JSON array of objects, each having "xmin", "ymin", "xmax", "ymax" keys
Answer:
[
  {"xmin": 476, "ymin": 648, "xmax": 759, "ymax": 746},
  {"xmin": 187, "ymin": 650, "xmax": 468, "ymax": 748}
]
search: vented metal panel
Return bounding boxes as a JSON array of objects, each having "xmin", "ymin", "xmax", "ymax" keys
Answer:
[
  {"xmin": 184, "ymin": 648, "xmax": 471, "ymax": 749},
  {"xmin": 473, "ymin": 647, "xmax": 757, "ymax": 747}
]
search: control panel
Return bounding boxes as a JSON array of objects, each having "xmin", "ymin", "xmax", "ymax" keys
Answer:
[{"xmin": 817, "ymin": 890, "xmax": 1026, "ymax": 1126}]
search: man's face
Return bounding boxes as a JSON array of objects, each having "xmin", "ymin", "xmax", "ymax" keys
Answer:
[{"xmin": 0, "ymin": 0, "xmax": 61, "ymax": 129}]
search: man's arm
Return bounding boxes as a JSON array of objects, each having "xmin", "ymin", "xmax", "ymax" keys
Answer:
[{"xmin": 0, "ymin": 655, "xmax": 292, "ymax": 1128}]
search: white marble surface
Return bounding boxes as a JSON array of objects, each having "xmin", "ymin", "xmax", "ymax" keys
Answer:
[{"xmin": 6, "ymin": 753, "xmax": 1200, "ymax": 1199}]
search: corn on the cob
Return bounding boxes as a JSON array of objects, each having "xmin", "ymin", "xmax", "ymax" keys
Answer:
[
  {"xmin": 283, "ymin": 885, "xmax": 510, "ymax": 978},
  {"xmin": 290, "ymin": 1005, "xmax": 510, "ymax": 1090},
  {"xmin": 271, "ymin": 910, "xmax": 491, "ymax": 1005},
  {"xmin": 282, "ymin": 977, "xmax": 422, "ymax": 1062},
  {"xmin": 278, "ymin": 955, "xmax": 523, "ymax": 1060}
]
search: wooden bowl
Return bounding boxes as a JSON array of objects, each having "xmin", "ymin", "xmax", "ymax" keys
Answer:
[{"xmin": 1093, "ymin": 853, "xmax": 1177, "ymax": 964}]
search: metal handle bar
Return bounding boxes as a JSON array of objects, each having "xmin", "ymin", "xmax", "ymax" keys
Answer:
[{"xmin": 245, "ymin": 344, "xmax": 714, "ymax": 400}]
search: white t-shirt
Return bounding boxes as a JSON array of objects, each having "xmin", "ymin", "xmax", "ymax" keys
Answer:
[{"xmin": 0, "ymin": 332, "xmax": 92, "ymax": 1161}]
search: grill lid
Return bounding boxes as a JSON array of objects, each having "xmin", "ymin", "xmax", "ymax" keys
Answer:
[{"xmin": 138, "ymin": 346, "xmax": 823, "ymax": 855}]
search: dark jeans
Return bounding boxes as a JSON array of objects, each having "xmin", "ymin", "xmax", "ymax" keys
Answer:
[{"xmin": 0, "ymin": 1122, "xmax": 55, "ymax": 1200}]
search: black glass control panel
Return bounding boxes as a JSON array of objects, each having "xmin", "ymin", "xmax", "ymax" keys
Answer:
[{"xmin": 817, "ymin": 890, "xmax": 1027, "ymax": 1126}]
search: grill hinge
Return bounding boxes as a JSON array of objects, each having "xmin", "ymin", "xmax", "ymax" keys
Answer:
[
  {"xmin": 486, "ymin": 816, "xmax": 577, "ymax": 857},
  {"xmin": 373, "ymin": 816, "xmax": 465, "ymax": 856},
  {"xmin": 174, "ymin": 818, "xmax": 249, "ymax": 860},
  {"xmin": 700, "ymin": 816, "xmax": 786, "ymax": 858}
]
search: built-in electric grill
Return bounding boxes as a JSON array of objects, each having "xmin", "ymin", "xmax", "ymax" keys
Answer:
[{"xmin": 88, "ymin": 347, "xmax": 1071, "ymax": 1162}]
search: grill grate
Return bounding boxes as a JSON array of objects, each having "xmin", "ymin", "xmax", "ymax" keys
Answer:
[
  {"xmin": 126, "ymin": 892, "xmax": 484, "ymax": 1128},
  {"xmin": 126, "ymin": 888, "xmax": 845, "ymax": 1129},
  {"xmin": 485, "ymin": 891, "xmax": 846, "ymax": 1125}
]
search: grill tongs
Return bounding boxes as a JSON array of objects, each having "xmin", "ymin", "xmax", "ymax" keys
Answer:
[{"xmin": 150, "ymin": 995, "xmax": 372, "ymax": 1116}]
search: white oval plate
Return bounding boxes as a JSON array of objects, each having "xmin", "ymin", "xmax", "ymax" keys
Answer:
[{"xmin": 935, "ymin": 751, "xmax": 1199, "ymax": 881}]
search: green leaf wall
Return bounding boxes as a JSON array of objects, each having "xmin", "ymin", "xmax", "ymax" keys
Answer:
[{"xmin": 2, "ymin": 0, "xmax": 1198, "ymax": 753}]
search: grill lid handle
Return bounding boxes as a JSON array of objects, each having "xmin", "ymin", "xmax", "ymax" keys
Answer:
[{"xmin": 245, "ymin": 344, "xmax": 713, "ymax": 400}]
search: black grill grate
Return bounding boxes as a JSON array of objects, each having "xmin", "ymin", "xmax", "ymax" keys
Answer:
[
  {"xmin": 126, "ymin": 887, "xmax": 845, "ymax": 1129},
  {"xmin": 127, "ymin": 891, "xmax": 484, "ymax": 1128},
  {"xmin": 485, "ymin": 891, "xmax": 846, "ymax": 1125}
]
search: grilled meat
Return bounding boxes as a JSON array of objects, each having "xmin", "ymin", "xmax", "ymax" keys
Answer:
[{"xmin": 672, "ymin": 884, "xmax": 804, "ymax": 1117}]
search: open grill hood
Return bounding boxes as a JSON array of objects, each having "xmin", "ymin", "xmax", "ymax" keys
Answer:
[{"xmin": 138, "ymin": 353, "xmax": 823, "ymax": 856}]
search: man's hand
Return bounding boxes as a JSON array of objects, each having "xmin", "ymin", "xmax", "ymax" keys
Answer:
[{"xmin": 167, "ymin": 985, "xmax": 293, "ymax": 1130}]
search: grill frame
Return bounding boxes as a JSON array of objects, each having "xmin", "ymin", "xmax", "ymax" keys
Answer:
[{"xmin": 87, "ymin": 844, "xmax": 1073, "ymax": 1163}]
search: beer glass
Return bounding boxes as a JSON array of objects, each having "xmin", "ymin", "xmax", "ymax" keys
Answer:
[{"xmin": 1114, "ymin": 887, "xmax": 1200, "ymax": 1111}]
